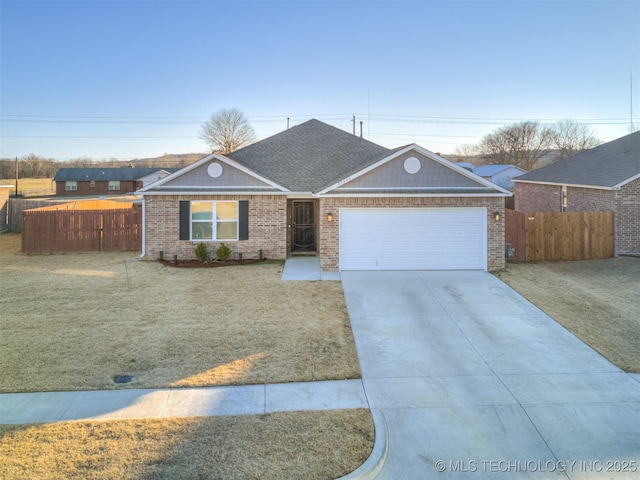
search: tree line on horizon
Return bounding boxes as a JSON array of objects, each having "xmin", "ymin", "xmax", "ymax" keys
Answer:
[
  {"xmin": 0, "ymin": 153, "xmax": 205, "ymax": 180},
  {"xmin": 1, "ymin": 109, "xmax": 609, "ymax": 180}
]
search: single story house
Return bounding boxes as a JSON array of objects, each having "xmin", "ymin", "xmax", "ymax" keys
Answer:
[
  {"xmin": 456, "ymin": 162, "xmax": 527, "ymax": 190},
  {"xmin": 53, "ymin": 167, "xmax": 177, "ymax": 196},
  {"xmin": 139, "ymin": 119, "xmax": 511, "ymax": 272},
  {"xmin": 472, "ymin": 165, "xmax": 527, "ymax": 190},
  {"xmin": 514, "ymin": 131, "xmax": 640, "ymax": 256},
  {"xmin": 454, "ymin": 163, "xmax": 527, "ymax": 190}
]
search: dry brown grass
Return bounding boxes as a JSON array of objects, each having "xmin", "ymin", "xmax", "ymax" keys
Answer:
[
  {"xmin": 0, "ymin": 409, "xmax": 374, "ymax": 480},
  {"xmin": 494, "ymin": 257, "xmax": 640, "ymax": 372},
  {"xmin": 0, "ymin": 178, "xmax": 55, "ymax": 196},
  {"xmin": 0, "ymin": 233, "xmax": 360, "ymax": 392}
]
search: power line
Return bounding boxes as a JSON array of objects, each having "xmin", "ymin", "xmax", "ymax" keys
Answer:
[
  {"xmin": 2, "ymin": 135, "xmax": 197, "ymax": 139},
  {"xmin": 2, "ymin": 113, "xmax": 636, "ymax": 126}
]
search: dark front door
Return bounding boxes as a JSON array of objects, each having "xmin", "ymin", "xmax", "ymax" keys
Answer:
[{"xmin": 292, "ymin": 201, "xmax": 316, "ymax": 252}]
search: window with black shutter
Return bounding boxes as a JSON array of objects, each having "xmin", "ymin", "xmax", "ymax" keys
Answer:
[{"xmin": 179, "ymin": 200, "xmax": 249, "ymax": 241}]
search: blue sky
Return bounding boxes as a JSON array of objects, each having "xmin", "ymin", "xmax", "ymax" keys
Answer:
[{"xmin": 1, "ymin": 0, "xmax": 639, "ymax": 160}]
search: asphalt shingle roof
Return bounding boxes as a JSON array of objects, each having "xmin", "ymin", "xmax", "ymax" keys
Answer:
[
  {"xmin": 54, "ymin": 168, "xmax": 175, "ymax": 182},
  {"xmin": 226, "ymin": 119, "xmax": 391, "ymax": 192},
  {"xmin": 514, "ymin": 131, "xmax": 640, "ymax": 188}
]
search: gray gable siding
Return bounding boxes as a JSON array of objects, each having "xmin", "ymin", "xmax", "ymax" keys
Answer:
[
  {"xmin": 161, "ymin": 160, "xmax": 271, "ymax": 188},
  {"xmin": 337, "ymin": 151, "xmax": 482, "ymax": 190}
]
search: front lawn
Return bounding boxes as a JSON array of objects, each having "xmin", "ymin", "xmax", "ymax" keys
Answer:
[
  {"xmin": 0, "ymin": 233, "xmax": 372, "ymax": 479},
  {"xmin": 0, "ymin": 410, "xmax": 374, "ymax": 480},
  {"xmin": 494, "ymin": 256, "xmax": 640, "ymax": 373},
  {"xmin": 0, "ymin": 233, "xmax": 360, "ymax": 392}
]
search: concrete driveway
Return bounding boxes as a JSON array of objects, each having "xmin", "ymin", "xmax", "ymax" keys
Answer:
[{"xmin": 341, "ymin": 271, "xmax": 640, "ymax": 479}]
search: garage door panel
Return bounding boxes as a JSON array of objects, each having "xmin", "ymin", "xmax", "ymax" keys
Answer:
[{"xmin": 339, "ymin": 208, "xmax": 486, "ymax": 271}]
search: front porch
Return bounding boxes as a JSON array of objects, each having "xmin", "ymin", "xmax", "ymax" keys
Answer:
[{"xmin": 281, "ymin": 257, "xmax": 341, "ymax": 281}]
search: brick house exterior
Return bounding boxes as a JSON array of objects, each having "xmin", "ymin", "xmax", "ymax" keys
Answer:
[
  {"xmin": 140, "ymin": 120, "xmax": 511, "ymax": 271},
  {"xmin": 514, "ymin": 131, "xmax": 640, "ymax": 256},
  {"xmin": 54, "ymin": 167, "xmax": 175, "ymax": 197},
  {"xmin": 145, "ymin": 194, "xmax": 288, "ymax": 261},
  {"xmin": 55, "ymin": 179, "xmax": 140, "ymax": 196}
]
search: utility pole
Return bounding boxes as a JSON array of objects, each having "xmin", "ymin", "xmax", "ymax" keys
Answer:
[
  {"xmin": 631, "ymin": 71, "xmax": 634, "ymax": 132},
  {"xmin": 14, "ymin": 157, "xmax": 18, "ymax": 197}
]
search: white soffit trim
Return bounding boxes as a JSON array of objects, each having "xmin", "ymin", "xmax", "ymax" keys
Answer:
[
  {"xmin": 139, "ymin": 190, "xmax": 291, "ymax": 196},
  {"xmin": 334, "ymin": 186, "xmax": 494, "ymax": 191},
  {"xmin": 317, "ymin": 144, "xmax": 511, "ymax": 195},
  {"xmin": 137, "ymin": 153, "xmax": 289, "ymax": 193},
  {"xmin": 512, "ymin": 179, "xmax": 615, "ymax": 191},
  {"xmin": 613, "ymin": 172, "xmax": 640, "ymax": 189},
  {"xmin": 320, "ymin": 192, "xmax": 511, "ymax": 198},
  {"xmin": 150, "ymin": 185, "xmax": 277, "ymax": 189}
]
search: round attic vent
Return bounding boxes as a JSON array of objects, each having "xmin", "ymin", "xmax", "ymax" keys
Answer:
[
  {"xmin": 404, "ymin": 157, "xmax": 421, "ymax": 174},
  {"xmin": 207, "ymin": 162, "xmax": 223, "ymax": 178}
]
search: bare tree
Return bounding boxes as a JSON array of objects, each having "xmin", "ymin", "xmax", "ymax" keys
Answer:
[
  {"xmin": 69, "ymin": 156, "xmax": 94, "ymax": 168},
  {"xmin": 451, "ymin": 144, "xmax": 480, "ymax": 164},
  {"xmin": 199, "ymin": 108, "xmax": 256, "ymax": 154},
  {"xmin": 549, "ymin": 120, "xmax": 601, "ymax": 159},
  {"xmin": 21, "ymin": 154, "xmax": 53, "ymax": 178},
  {"xmin": 478, "ymin": 121, "xmax": 553, "ymax": 170}
]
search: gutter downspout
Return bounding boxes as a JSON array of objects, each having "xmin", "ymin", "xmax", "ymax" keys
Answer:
[{"xmin": 139, "ymin": 195, "xmax": 146, "ymax": 258}]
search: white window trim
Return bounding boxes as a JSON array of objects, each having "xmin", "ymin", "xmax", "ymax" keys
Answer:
[
  {"xmin": 190, "ymin": 200, "xmax": 239, "ymax": 241},
  {"xmin": 108, "ymin": 180, "xmax": 120, "ymax": 191},
  {"xmin": 65, "ymin": 181, "xmax": 77, "ymax": 191}
]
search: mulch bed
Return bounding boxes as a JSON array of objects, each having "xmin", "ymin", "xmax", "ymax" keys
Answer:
[{"xmin": 158, "ymin": 258, "xmax": 268, "ymax": 268}]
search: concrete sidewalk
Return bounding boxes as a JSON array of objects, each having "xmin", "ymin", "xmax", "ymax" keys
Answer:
[
  {"xmin": 341, "ymin": 270, "xmax": 640, "ymax": 480},
  {"xmin": 0, "ymin": 379, "xmax": 367, "ymax": 424},
  {"xmin": 3, "ymin": 268, "xmax": 639, "ymax": 480},
  {"xmin": 281, "ymin": 256, "xmax": 341, "ymax": 281}
]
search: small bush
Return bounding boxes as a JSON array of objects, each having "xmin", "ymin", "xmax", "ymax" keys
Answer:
[
  {"xmin": 216, "ymin": 243, "xmax": 231, "ymax": 262},
  {"xmin": 195, "ymin": 242, "xmax": 208, "ymax": 263}
]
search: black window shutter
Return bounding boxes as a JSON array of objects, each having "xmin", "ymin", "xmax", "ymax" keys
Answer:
[
  {"xmin": 179, "ymin": 201, "xmax": 190, "ymax": 240},
  {"xmin": 239, "ymin": 201, "xmax": 249, "ymax": 240}
]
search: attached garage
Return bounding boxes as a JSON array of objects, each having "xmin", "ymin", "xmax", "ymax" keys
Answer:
[{"xmin": 339, "ymin": 208, "xmax": 487, "ymax": 271}]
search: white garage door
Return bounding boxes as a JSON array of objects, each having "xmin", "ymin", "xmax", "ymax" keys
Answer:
[{"xmin": 339, "ymin": 208, "xmax": 487, "ymax": 271}]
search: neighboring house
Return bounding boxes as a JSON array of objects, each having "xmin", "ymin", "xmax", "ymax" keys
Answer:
[
  {"xmin": 139, "ymin": 119, "xmax": 511, "ymax": 272},
  {"xmin": 53, "ymin": 167, "xmax": 177, "ymax": 196},
  {"xmin": 455, "ymin": 162, "xmax": 476, "ymax": 171},
  {"xmin": 454, "ymin": 163, "xmax": 526, "ymax": 189},
  {"xmin": 472, "ymin": 165, "xmax": 527, "ymax": 190},
  {"xmin": 514, "ymin": 131, "xmax": 640, "ymax": 256}
]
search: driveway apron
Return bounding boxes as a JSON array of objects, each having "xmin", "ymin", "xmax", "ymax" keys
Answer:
[{"xmin": 341, "ymin": 271, "xmax": 640, "ymax": 480}]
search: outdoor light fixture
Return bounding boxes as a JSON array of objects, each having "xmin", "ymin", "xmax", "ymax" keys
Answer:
[
  {"xmin": 494, "ymin": 212, "xmax": 501, "ymax": 222},
  {"xmin": 327, "ymin": 213, "xmax": 334, "ymax": 222}
]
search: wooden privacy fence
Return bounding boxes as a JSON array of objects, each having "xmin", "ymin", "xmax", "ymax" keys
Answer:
[
  {"xmin": 8, "ymin": 198, "xmax": 134, "ymax": 232},
  {"xmin": 505, "ymin": 210, "xmax": 614, "ymax": 262},
  {"xmin": 8, "ymin": 198, "xmax": 61, "ymax": 232},
  {"xmin": 22, "ymin": 207, "xmax": 142, "ymax": 254}
]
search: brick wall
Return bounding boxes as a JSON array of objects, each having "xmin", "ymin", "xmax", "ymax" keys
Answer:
[
  {"xmin": 515, "ymin": 180, "xmax": 639, "ymax": 256},
  {"xmin": 615, "ymin": 178, "xmax": 640, "ymax": 255},
  {"xmin": 514, "ymin": 183, "xmax": 561, "ymax": 211},
  {"xmin": 56, "ymin": 180, "xmax": 138, "ymax": 196},
  {"xmin": 515, "ymin": 182, "xmax": 616, "ymax": 213},
  {"xmin": 568, "ymin": 187, "xmax": 615, "ymax": 212},
  {"xmin": 144, "ymin": 194, "xmax": 287, "ymax": 261},
  {"xmin": 318, "ymin": 196, "xmax": 506, "ymax": 272}
]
